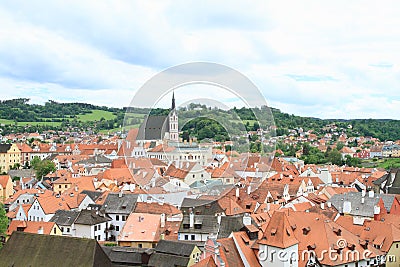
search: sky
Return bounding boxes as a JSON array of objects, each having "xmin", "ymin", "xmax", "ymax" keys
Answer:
[{"xmin": 1, "ymin": 1, "xmax": 400, "ymax": 119}]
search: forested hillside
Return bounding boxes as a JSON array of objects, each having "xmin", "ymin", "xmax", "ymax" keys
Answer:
[{"xmin": 1, "ymin": 99, "xmax": 400, "ymax": 142}]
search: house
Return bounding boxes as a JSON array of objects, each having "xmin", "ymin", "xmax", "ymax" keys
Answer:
[
  {"xmin": 0, "ymin": 143, "xmax": 21, "ymax": 173},
  {"xmin": 353, "ymin": 149, "xmax": 370, "ymax": 159},
  {"xmin": 118, "ymin": 213, "xmax": 163, "ymax": 248},
  {"xmin": 0, "ymin": 232, "xmax": 113, "ymax": 267},
  {"xmin": 370, "ymin": 145, "xmax": 383, "ymax": 158},
  {"xmin": 0, "ymin": 174, "xmax": 13, "ymax": 202},
  {"xmin": 335, "ymin": 215, "xmax": 400, "ymax": 267},
  {"xmin": 340, "ymin": 146, "xmax": 354, "ymax": 159},
  {"xmin": 164, "ymin": 162, "xmax": 211, "ymax": 187},
  {"xmin": 16, "ymin": 142, "xmax": 33, "ymax": 167},
  {"xmin": 101, "ymin": 192, "xmax": 139, "ymax": 241},
  {"xmin": 257, "ymin": 211, "xmax": 383, "ymax": 267},
  {"xmin": 6, "ymin": 220, "xmax": 62, "ymax": 239},
  {"xmin": 148, "ymin": 240, "xmax": 202, "ymax": 267},
  {"xmin": 49, "ymin": 209, "xmax": 80, "ymax": 236},
  {"xmin": 373, "ymin": 168, "xmax": 400, "ymax": 194},
  {"xmin": 27, "ymin": 195, "xmax": 71, "ymax": 222},
  {"xmin": 329, "ymin": 191, "xmax": 395, "ymax": 224},
  {"xmin": 178, "ymin": 213, "xmax": 219, "ymax": 242},
  {"xmin": 74, "ymin": 209, "xmax": 112, "ymax": 241}
]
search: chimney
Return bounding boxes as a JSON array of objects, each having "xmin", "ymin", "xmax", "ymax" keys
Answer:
[
  {"xmin": 217, "ymin": 214, "xmax": 222, "ymax": 224},
  {"xmin": 368, "ymin": 190, "xmax": 374, "ymax": 198},
  {"xmin": 327, "ymin": 202, "xmax": 332, "ymax": 208},
  {"xmin": 38, "ymin": 226, "xmax": 44, "ymax": 235},
  {"xmin": 235, "ymin": 187, "xmax": 240, "ymax": 199},
  {"xmin": 247, "ymin": 185, "xmax": 251, "ymax": 195},
  {"xmin": 362, "ymin": 190, "xmax": 366, "ymax": 197},
  {"xmin": 119, "ymin": 191, "xmax": 123, "ymax": 198},
  {"xmin": 361, "ymin": 197, "xmax": 365, "ymax": 204},
  {"xmin": 189, "ymin": 212, "xmax": 194, "ymax": 228},
  {"xmin": 75, "ymin": 185, "xmax": 78, "ymax": 192},
  {"xmin": 320, "ymin": 203, "xmax": 325, "ymax": 210},
  {"xmin": 266, "ymin": 202, "xmax": 270, "ymax": 212},
  {"xmin": 243, "ymin": 213, "xmax": 251, "ymax": 226},
  {"xmin": 160, "ymin": 213, "xmax": 165, "ymax": 228}
]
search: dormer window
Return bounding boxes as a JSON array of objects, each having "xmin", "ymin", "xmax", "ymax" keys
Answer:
[
  {"xmin": 194, "ymin": 224, "xmax": 202, "ymax": 229},
  {"xmin": 333, "ymin": 227, "xmax": 342, "ymax": 236},
  {"xmin": 271, "ymin": 228, "xmax": 277, "ymax": 236},
  {"xmin": 302, "ymin": 227, "xmax": 311, "ymax": 235}
]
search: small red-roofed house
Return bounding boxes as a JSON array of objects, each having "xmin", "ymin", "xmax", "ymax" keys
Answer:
[{"xmin": 6, "ymin": 220, "xmax": 62, "ymax": 240}]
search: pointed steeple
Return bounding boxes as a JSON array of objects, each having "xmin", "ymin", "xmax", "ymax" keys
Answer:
[{"xmin": 171, "ymin": 91, "xmax": 176, "ymax": 110}]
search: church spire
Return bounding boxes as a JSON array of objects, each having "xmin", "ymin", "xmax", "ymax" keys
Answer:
[{"xmin": 171, "ymin": 91, "xmax": 176, "ymax": 110}]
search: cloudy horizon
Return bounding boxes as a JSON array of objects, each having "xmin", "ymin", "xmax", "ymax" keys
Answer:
[{"xmin": 1, "ymin": 1, "xmax": 400, "ymax": 119}]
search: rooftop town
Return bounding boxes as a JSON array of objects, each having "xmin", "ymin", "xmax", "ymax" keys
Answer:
[{"xmin": 1, "ymin": 96, "xmax": 400, "ymax": 267}]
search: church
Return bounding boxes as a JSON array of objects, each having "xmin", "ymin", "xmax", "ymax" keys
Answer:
[{"xmin": 136, "ymin": 92, "xmax": 179, "ymax": 145}]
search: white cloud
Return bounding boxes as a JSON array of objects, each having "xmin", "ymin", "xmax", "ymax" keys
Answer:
[{"xmin": 0, "ymin": 1, "xmax": 400, "ymax": 119}]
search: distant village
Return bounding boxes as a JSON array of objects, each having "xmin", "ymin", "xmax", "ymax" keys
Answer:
[{"xmin": 1, "ymin": 95, "xmax": 400, "ymax": 267}]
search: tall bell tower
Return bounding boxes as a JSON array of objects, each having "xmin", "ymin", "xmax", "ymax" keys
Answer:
[{"xmin": 169, "ymin": 92, "xmax": 179, "ymax": 142}]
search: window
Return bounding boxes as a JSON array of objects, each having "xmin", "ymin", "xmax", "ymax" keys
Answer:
[
  {"xmin": 185, "ymin": 235, "xmax": 189, "ymax": 240},
  {"xmin": 116, "ymin": 226, "xmax": 120, "ymax": 231},
  {"xmin": 94, "ymin": 225, "xmax": 97, "ymax": 231},
  {"xmin": 191, "ymin": 235, "xmax": 195, "ymax": 240},
  {"xmin": 67, "ymin": 228, "xmax": 70, "ymax": 233},
  {"xmin": 61, "ymin": 227, "xmax": 64, "ymax": 232},
  {"xmin": 397, "ymin": 244, "xmax": 399, "ymax": 248},
  {"xmin": 116, "ymin": 215, "xmax": 119, "ymax": 221},
  {"xmin": 53, "ymin": 228, "xmax": 57, "ymax": 234},
  {"xmin": 138, "ymin": 244, "xmax": 143, "ymax": 248},
  {"xmin": 59, "ymin": 185, "xmax": 61, "ymax": 189},
  {"xmin": 98, "ymin": 224, "xmax": 101, "ymax": 230},
  {"xmin": 65, "ymin": 185, "xmax": 68, "ymax": 188}
]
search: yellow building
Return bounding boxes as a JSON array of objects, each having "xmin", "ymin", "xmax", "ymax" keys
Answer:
[
  {"xmin": 0, "ymin": 144, "xmax": 21, "ymax": 173},
  {"xmin": 0, "ymin": 175, "xmax": 13, "ymax": 203}
]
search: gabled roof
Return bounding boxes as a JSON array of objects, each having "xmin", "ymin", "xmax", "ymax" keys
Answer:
[
  {"xmin": 118, "ymin": 213, "xmax": 161, "ymax": 242},
  {"xmin": 0, "ymin": 232, "xmax": 112, "ymax": 267},
  {"xmin": 258, "ymin": 211, "xmax": 298, "ymax": 249},
  {"xmin": 102, "ymin": 192, "xmax": 138, "ymax": 214},
  {"xmin": 0, "ymin": 143, "xmax": 11, "ymax": 153},
  {"xmin": 49, "ymin": 209, "xmax": 80, "ymax": 226},
  {"xmin": 6, "ymin": 220, "xmax": 57, "ymax": 236},
  {"xmin": 0, "ymin": 174, "xmax": 11, "ymax": 188},
  {"xmin": 74, "ymin": 209, "xmax": 111, "ymax": 225}
]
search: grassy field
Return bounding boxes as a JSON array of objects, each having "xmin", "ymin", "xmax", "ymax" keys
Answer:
[
  {"xmin": 77, "ymin": 110, "xmax": 116, "ymax": 121},
  {"xmin": 377, "ymin": 158, "xmax": 400, "ymax": 169},
  {"xmin": 0, "ymin": 118, "xmax": 14, "ymax": 125},
  {"xmin": 17, "ymin": 121, "xmax": 63, "ymax": 127}
]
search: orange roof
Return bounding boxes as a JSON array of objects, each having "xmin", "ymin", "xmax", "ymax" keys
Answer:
[
  {"xmin": 134, "ymin": 202, "xmax": 181, "ymax": 216},
  {"xmin": 217, "ymin": 237, "xmax": 245, "ymax": 267},
  {"xmin": 4, "ymin": 189, "xmax": 53, "ymax": 204},
  {"xmin": 118, "ymin": 213, "xmax": 161, "ymax": 242},
  {"xmin": 192, "ymin": 256, "xmax": 217, "ymax": 267},
  {"xmin": 0, "ymin": 175, "xmax": 11, "ymax": 188},
  {"xmin": 231, "ymin": 232, "xmax": 260, "ymax": 267},
  {"xmin": 164, "ymin": 164, "xmax": 188, "ymax": 180},
  {"xmin": 34, "ymin": 195, "xmax": 71, "ymax": 214},
  {"xmin": 7, "ymin": 220, "xmax": 57, "ymax": 236},
  {"xmin": 217, "ymin": 196, "xmax": 245, "ymax": 216},
  {"xmin": 258, "ymin": 211, "xmax": 298, "ymax": 248}
]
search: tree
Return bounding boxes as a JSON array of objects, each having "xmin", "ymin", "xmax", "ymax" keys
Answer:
[
  {"xmin": 0, "ymin": 203, "xmax": 7, "ymax": 248},
  {"xmin": 327, "ymin": 149, "xmax": 343, "ymax": 166},
  {"xmin": 31, "ymin": 156, "xmax": 56, "ymax": 179},
  {"xmin": 336, "ymin": 142, "xmax": 345, "ymax": 151}
]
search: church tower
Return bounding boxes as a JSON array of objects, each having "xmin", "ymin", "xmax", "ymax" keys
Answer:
[{"xmin": 169, "ymin": 92, "xmax": 179, "ymax": 142}]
